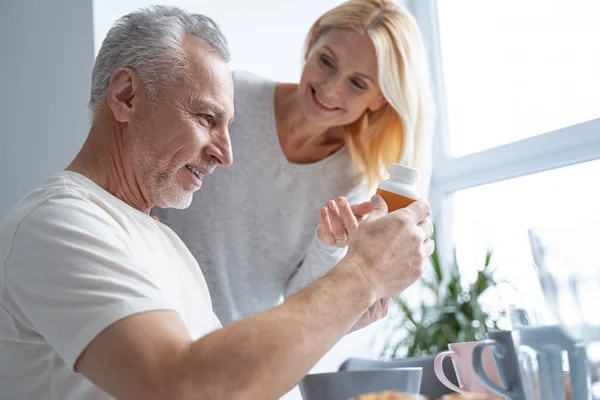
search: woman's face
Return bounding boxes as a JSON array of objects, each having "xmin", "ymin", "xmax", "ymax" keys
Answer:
[{"xmin": 299, "ymin": 28, "xmax": 386, "ymax": 128}]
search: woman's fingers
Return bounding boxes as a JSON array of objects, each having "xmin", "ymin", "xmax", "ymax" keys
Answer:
[
  {"xmin": 336, "ymin": 197, "xmax": 359, "ymax": 233},
  {"xmin": 318, "ymin": 198, "xmax": 368, "ymax": 247},
  {"xmin": 327, "ymin": 200, "xmax": 348, "ymax": 242},
  {"xmin": 318, "ymin": 207, "xmax": 335, "ymax": 245}
]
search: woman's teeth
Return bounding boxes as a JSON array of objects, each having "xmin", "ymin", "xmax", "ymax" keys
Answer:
[{"xmin": 314, "ymin": 91, "xmax": 337, "ymax": 110}]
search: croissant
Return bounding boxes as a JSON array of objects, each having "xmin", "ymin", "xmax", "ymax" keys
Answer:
[
  {"xmin": 437, "ymin": 394, "xmax": 502, "ymax": 400},
  {"xmin": 349, "ymin": 391, "xmax": 427, "ymax": 400}
]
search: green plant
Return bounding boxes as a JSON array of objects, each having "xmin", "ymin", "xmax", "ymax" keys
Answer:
[{"xmin": 379, "ymin": 240, "xmax": 508, "ymax": 359}]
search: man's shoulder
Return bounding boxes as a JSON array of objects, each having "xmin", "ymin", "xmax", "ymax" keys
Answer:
[{"xmin": 0, "ymin": 172, "xmax": 127, "ymax": 252}]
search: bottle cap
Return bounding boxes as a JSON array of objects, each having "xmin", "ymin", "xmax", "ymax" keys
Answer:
[{"xmin": 390, "ymin": 163, "xmax": 419, "ymax": 183}]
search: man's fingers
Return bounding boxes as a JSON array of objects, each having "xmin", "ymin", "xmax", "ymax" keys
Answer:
[
  {"xmin": 367, "ymin": 195, "xmax": 388, "ymax": 221},
  {"xmin": 350, "ymin": 200, "xmax": 372, "ymax": 219},
  {"xmin": 418, "ymin": 219, "xmax": 434, "ymax": 240},
  {"xmin": 423, "ymin": 238, "xmax": 435, "ymax": 257},
  {"xmin": 401, "ymin": 199, "xmax": 432, "ymax": 223}
]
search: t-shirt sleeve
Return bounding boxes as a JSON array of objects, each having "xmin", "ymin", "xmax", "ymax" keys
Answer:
[
  {"xmin": 283, "ymin": 231, "xmax": 346, "ymax": 298},
  {"xmin": 4, "ymin": 193, "xmax": 176, "ymax": 370}
]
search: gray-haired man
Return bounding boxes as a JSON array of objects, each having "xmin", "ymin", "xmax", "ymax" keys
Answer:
[{"xmin": 0, "ymin": 6, "xmax": 433, "ymax": 399}]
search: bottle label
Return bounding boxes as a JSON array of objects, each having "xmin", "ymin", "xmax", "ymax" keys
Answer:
[{"xmin": 376, "ymin": 188, "xmax": 417, "ymax": 212}]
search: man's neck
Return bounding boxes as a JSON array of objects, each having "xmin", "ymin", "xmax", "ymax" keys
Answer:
[{"xmin": 67, "ymin": 118, "xmax": 153, "ymax": 214}]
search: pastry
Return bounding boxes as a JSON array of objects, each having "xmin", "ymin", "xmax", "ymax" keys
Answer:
[
  {"xmin": 349, "ymin": 391, "xmax": 427, "ymax": 400},
  {"xmin": 437, "ymin": 394, "xmax": 502, "ymax": 400}
]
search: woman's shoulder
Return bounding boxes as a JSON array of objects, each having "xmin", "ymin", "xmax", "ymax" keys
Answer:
[{"xmin": 232, "ymin": 70, "xmax": 277, "ymax": 111}]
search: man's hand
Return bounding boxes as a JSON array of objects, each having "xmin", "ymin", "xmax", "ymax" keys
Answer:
[
  {"xmin": 349, "ymin": 297, "xmax": 393, "ymax": 333},
  {"xmin": 343, "ymin": 195, "xmax": 434, "ymax": 303}
]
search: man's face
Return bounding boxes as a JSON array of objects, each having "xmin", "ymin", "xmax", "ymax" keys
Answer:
[{"xmin": 130, "ymin": 35, "xmax": 234, "ymax": 209}]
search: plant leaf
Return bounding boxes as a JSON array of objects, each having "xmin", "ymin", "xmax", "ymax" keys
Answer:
[
  {"xmin": 381, "ymin": 240, "xmax": 505, "ymax": 359},
  {"xmin": 395, "ymin": 298, "xmax": 417, "ymax": 327},
  {"xmin": 485, "ymin": 249, "xmax": 493, "ymax": 268},
  {"xmin": 430, "ymin": 231, "xmax": 443, "ymax": 283},
  {"xmin": 421, "ymin": 279, "xmax": 438, "ymax": 292}
]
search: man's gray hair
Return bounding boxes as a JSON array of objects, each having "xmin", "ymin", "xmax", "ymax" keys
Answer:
[{"xmin": 89, "ymin": 6, "xmax": 230, "ymax": 115}]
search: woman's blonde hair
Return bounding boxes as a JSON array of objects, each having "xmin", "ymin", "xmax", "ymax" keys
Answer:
[{"xmin": 304, "ymin": 0, "xmax": 435, "ymax": 194}]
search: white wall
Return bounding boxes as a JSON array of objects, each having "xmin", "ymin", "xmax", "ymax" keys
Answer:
[
  {"xmin": 93, "ymin": 0, "xmax": 346, "ymax": 82},
  {"xmin": 0, "ymin": 0, "xmax": 95, "ymax": 218}
]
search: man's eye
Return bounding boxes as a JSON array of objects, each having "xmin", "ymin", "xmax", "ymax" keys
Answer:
[{"xmin": 197, "ymin": 114, "xmax": 214, "ymax": 126}]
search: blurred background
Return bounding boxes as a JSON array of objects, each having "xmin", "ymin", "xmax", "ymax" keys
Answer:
[{"xmin": 1, "ymin": 1, "xmax": 599, "ymax": 398}]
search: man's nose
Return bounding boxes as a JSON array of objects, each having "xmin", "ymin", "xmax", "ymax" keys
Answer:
[{"xmin": 207, "ymin": 127, "xmax": 233, "ymax": 168}]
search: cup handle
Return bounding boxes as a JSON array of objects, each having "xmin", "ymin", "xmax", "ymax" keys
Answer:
[
  {"xmin": 472, "ymin": 340, "xmax": 517, "ymax": 398},
  {"xmin": 434, "ymin": 351, "xmax": 468, "ymax": 393}
]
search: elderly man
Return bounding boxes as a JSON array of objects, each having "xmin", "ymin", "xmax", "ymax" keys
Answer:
[{"xmin": 0, "ymin": 6, "xmax": 434, "ymax": 400}]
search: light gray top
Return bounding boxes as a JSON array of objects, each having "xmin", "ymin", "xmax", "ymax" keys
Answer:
[{"xmin": 153, "ymin": 71, "xmax": 367, "ymax": 325}]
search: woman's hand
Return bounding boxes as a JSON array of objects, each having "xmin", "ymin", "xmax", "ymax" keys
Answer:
[{"xmin": 317, "ymin": 197, "xmax": 372, "ymax": 247}]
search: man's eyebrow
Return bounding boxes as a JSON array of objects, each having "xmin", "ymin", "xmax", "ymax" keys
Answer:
[
  {"xmin": 190, "ymin": 97, "xmax": 233, "ymax": 124},
  {"xmin": 193, "ymin": 100, "xmax": 226, "ymax": 119}
]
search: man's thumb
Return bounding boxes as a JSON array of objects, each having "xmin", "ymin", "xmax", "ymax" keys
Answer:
[{"xmin": 367, "ymin": 195, "xmax": 388, "ymax": 220}]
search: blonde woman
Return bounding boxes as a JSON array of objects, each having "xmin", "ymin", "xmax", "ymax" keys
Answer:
[{"xmin": 153, "ymin": 0, "xmax": 435, "ymax": 326}]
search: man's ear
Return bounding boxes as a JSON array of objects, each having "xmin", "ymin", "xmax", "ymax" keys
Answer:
[
  {"xmin": 105, "ymin": 68, "xmax": 143, "ymax": 123},
  {"xmin": 368, "ymin": 95, "xmax": 387, "ymax": 112}
]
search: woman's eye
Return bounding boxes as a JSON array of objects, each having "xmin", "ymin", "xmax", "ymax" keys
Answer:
[
  {"xmin": 351, "ymin": 79, "xmax": 367, "ymax": 90},
  {"xmin": 320, "ymin": 55, "xmax": 334, "ymax": 68}
]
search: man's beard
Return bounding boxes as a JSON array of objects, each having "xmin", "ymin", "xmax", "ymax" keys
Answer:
[
  {"xmin": 131, "ymin": 128, "xmax": 194, "ymax": 210},
  {"xmin": 151, "ymin": 169, "xmax": 194, "ymax": 209},
  {"xmin": 144, "ymin": 166, "xmax": 195, "ymax": 210}
]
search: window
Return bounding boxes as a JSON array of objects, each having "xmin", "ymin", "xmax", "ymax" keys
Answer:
[
  {"xmin": 452, "ymin": 159, "xmax": 600, "ymax": 289},
  {"xmin": 406, "ymin": 1, "xmax": 600, "ymax": 291},
  {"xmin": 437, "ymin": 0, "xmax": 600, "ymax": 157}
]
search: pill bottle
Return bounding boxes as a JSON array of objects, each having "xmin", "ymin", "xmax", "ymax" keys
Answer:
[{"xmin": 375, "ymin": 164, "xmax": 420, "ymax": 212}]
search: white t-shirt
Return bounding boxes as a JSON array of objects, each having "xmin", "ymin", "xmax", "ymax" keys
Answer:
[{"xmin": 0, "ymin": 171, "xmax": 221, "ymax": 400}]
